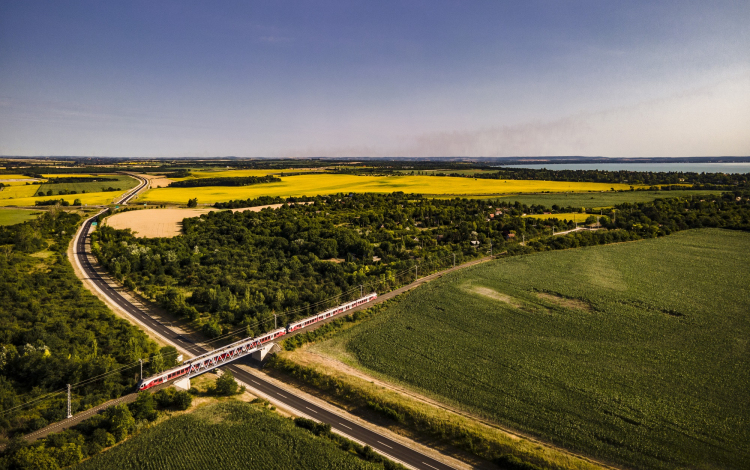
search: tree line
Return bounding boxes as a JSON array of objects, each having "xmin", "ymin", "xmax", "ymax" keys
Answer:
[
  {"xmin": 167, "ymin": 175, "xmax": 281, "ymax": 188},
  {"xmin": 333, "ymin": 164, "xmax": 749, "ymax": 187},
  {"xmin": 44, "ymin": 177, "xmax": 118, "ymax": 184},
  {"xmin": 460, "ymin": 168, "xmax": 748, "ymax": 187}
]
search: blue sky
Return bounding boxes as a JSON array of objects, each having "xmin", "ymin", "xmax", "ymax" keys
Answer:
[{"xmin": 1, "ymin": 1, "xmax": 748, "ymax": 158}]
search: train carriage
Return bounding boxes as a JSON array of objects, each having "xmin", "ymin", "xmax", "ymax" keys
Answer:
[{"xmin": 138, "ymin": 293, "xmax": 377, "ymax": 390}]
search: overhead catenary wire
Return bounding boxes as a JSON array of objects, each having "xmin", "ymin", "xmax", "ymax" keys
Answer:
[{"xmin": 0, "ymin": 249, "xmax": 474, "ymax": 417}]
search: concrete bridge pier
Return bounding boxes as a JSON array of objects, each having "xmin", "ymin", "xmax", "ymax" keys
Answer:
[
  {"xmin": 173, "ymin": 376, "xmax": 191, "ymax": 391},
  {"xmin": 251, "ymin": 343, "xmax": 276, "ymax": 362}
]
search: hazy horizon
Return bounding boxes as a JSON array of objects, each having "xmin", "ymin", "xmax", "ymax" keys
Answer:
[{"xmin": 1, "ymin": 1, "xmax": 749, "ymax": 158}]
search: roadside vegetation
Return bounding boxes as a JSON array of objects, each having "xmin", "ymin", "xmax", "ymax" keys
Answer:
[{"xmin": 296, "ymin": 229, "xmax": 750, "ymax": 469}]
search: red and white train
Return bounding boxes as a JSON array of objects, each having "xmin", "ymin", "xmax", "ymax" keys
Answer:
[{"xmin": 137, "ymin": 292, "xmax": 377, "ymax": 390}]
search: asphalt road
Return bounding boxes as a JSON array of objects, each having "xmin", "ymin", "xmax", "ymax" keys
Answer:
[{"xmin": 74, "ymin": 214, "xmax": 458, "ymax": 470}]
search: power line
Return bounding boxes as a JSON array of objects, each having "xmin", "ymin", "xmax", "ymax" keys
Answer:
[{"xmin": 0, "ymin": 250, "xmax": 467, "ymax": 417}]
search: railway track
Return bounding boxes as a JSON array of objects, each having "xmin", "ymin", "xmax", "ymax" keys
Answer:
[{"xmin": 72, "ymin": 213, "xmax": 460, "ymax": 470}]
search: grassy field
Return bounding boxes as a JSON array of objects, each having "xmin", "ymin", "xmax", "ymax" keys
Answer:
[
  {"xmin": 74, "ymin": 401, "xmax": 387, "ymax": 470},
  {"xmin": 0, "ymin": 191, "xmax": 125, "ymax": 207},
  {"xmin": 36, "ymin": 175, "xmax": 139, "ymax": 196},
  {"xmin": 140, "ymin": 174, "xmax": 642, "ymax": 204},
  {"xmin": 317, "ymin": 229, "xmax": 750, "ymax": 469},
  {"xmin": 0, "ymin": 209, "xmax": 44, "ymax": 226}
]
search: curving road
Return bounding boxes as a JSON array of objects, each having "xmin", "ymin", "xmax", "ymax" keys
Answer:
[{"xmin": 74, "ymin": 214, "xmax": 458, "ymax": 470}]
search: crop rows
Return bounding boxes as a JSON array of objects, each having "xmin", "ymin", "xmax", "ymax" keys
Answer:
[
  {"xmin": 75, "ymin": 401, "xmax": 384, "ymax": 470},
  {"xmin": 342, "ymin": 228, "xmax": 750, "ymax": 469}
]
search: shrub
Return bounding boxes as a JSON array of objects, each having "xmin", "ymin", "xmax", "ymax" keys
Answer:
[{"xmin": 214, "ymin": 370, "xmax": 240, "ymax": 396}]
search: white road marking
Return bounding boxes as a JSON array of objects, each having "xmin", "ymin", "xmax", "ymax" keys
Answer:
[
  {"xmin": 421, "ymin": 462, "xmax": 440, "ymax": 470},
  {"xmin": 305, "ymin": 407, "xmax": 318, "ymax": 413},
  {"xmin": 338, "ymin": 423, "xmax": 352, "ymax": 430},
  {"xmin": 276, "ymin": 393, "xmax": 287, "ymax": 398},
  {"xmin": 377, "ymin": 440, "xmax": 393, "ymax": 449}
]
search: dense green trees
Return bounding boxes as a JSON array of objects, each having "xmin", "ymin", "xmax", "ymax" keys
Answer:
[
  {"xmin": 212, "ymin": 371, "xmax": 242, "ymax": 396},
  {"xmin": 94, "ymin": 191, "xmax": 750, "ymax": 343},
  {"xmin": 0, "ymin": 210, "xmax": 158, "ymax": 440},
  {"xmin": 44, "ymin": 177, "xmax": 117, "ymax": 184},
  {"xmin": 455, "ymin": 167, "xmax": 748, "ymax": 187},
  {"xmin": 94, "ymin": 193, "xmax": 503, "ymax": 337}
]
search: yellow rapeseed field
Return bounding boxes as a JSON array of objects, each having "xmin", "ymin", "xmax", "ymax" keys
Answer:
[
  {"xmin": 524, "ymin": 212, "xmax": 591, "ymax": 223},
  {"xmin": 140, "ymin": 174, "xmax": 641, "ymax": 204},
  {"xmin": 3, "ymin": 181, "xmax": 41, "ymax": 186},
  {"xmin": 0, "ymin": 184, "xmax": 41, "ymax": 200},
  {"xmin": 0, "ymin": 174, "xmax": 40, "ymax": 180}
]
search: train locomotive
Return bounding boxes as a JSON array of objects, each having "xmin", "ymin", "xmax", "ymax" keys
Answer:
[{"xmin": 137, "ymin": 292, "xmax": 377, "ymax": 390}]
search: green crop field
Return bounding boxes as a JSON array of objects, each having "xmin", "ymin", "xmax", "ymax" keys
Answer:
[
  {"xmin": 480, "ymin": 189, "xmax": 721, "ymax": 208},
  {"xmin": 0, "ymin": 209, "xmax": 44, "ymax": 226},
  {"xmin": 36, "ymin": 174, "xmax": 139, "ymax": 196},
  {"xmin": 324, "ymin": 229, "xmax": 750, "ymax": 469},
  {"xmin": 74, "ymin": 401, "xmax": 386, "ymax": 470}
]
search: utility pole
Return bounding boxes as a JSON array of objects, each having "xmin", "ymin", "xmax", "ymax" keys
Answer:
[
  {"xmin": 66, "ymin": 384, "xmax": 72, "ymax": 419},
  {"xmin": 489, "ymin": 241, "xmax": 492, "ymax": 256},
  {"xmin": 360, "ymin": 285, "xmax": 363, "ymax": 297},
  {"xmin": 522, "ymin": 234, "xmax": 525, "ymax": 245},
  {"xmin": 139, "ymin": 359, "xmax": 143, "ymax": 381},
  {"xmin": 274, "ymin": 314, "xmax": 277, "ymax": 329},
  {"xmin": 415, "ymin": 265, "xmax": 418, "ymax": 280}
]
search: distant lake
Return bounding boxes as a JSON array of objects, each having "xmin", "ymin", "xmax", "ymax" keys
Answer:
[{"xmin": 500, "ymin": 163, "xmax": 750, "ymax": 174}]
